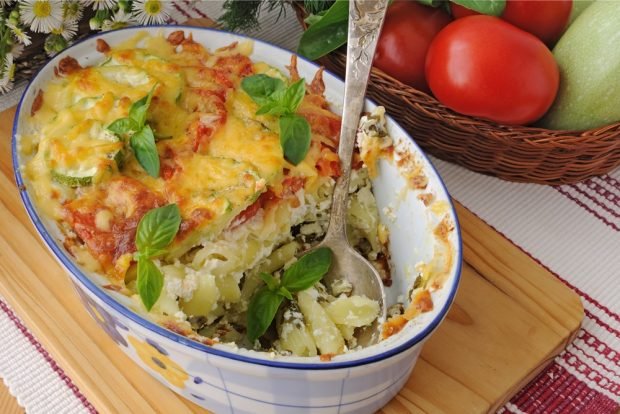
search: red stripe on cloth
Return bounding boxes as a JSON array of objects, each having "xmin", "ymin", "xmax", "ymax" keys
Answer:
[
  {"xmin": 509, "ymin": 362, "xmax": 619, "ymax": 413},
  {"xmin": 571, "ymin": 184, "xmax": 620, "ymax": 219},
  {"xmin": 183, "ymin": 0, "xmax": 209, "ymax": 18},
  {"xmin": 584, "ymin": 309, "xmax": 620, "ymax": 339},
  {"xmin": 578, "ymin": 329, "xmax": 620, "ymax": 364},
  {"xmin": 461, "ymin": 204, "xmax": 620, "ymax": 324},
  {"xmin": 172, "ymin": 1, "xmax": 192, "ymax": 20},
  {"xmin": 570, "ymin": 342, "xmax": 620, "ymax": 379},
  {"xmin": 554, "ymin": 186, "xmax": 620, "ymax": 232},
  {"xmin": 583, "ymin": 179, "xmax": 620, "ymax": 205},
  {"xmin": 580, "ymin": 390, "xmax": 620, "ymax": 413},
  {"xmin": 0, "ymin": 300, "xmax": 98, "ymax": 413},
  {"xmin": 536, "ymin": 369, "xmax": 579, "ymax": 411},
  {"xmin": 597, "ymin": 174, "xmax": 620, "ymax": 191},
  {"xmin": 546, "ymin": 378, "xmax": 588, "ymax": 412},
  {"xmin": 562, "ymin": 350, "xmax": 620, "ymax": 397}
]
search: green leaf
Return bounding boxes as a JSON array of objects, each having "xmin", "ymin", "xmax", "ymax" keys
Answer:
[
  {"xmin": 130, "ymin": 125, "xmax": 160, "ymax": 177},
  {"xmin": 136, "ymin": 257, "xmax": 164, "ymax": 311},
  {"xmin": 255, "ymin": 101, "xmax": 290, "ymax": 116},
  {"xmin": 246, "ymin": 287, "xmax": 284, "ymax": 343},
  {"xmin": 451, "ymin": 0, "xmax": 506, "ymax": 16},
  {"xmin": 135, "ymin": 204, "xmax": 181, "ymax": 255},
  {"xmin": 416, "ymin": 0, "xmax": 442, "ymax": 6},
  {"xmin": 304, "ymin": 11, "xmax": 327, "ymax": 26},
  {"xmin": 129, "ymin": 84, "xmax": 157, "ymax": 129},
  {"xmin": 281, "ymin": 79, "xmax": 306, "ymax": 113},
  {"xmin": 107, "ymin": 117, "xmax": 138, "ymax": 138},
  {"xmin": 260, "ymin": 272, "xmax": 280, "ymax": 291},
  {"xmin": 281, "ymin": 247, "xmax": 332, "ymax": 292},
  {"xmin": 298, "ymin": 0, "xmax": 349, "ymax": 60},
  {"xmin": 279, "ymin": 114, "xmax": 311, "ymax": 165},
  {"xmin": 241, "ymin": 74, "xmax": 285, "ymax": 106},
  {"xmin": 278, "ymin": 286, "xmax": 293, "ymax": 301}
]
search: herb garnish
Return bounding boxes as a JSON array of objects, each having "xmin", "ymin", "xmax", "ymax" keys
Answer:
[
  {"xmin": 134, "ymin": 204, "xmax": 182, "ymax": 311},
  {"xmin": 247, "ymin": 247, "xmax": 332, "ymax": 342},
  {"xmin": 107, "ymin": 84, "xmax": 160, "ymax": 177},
  {"xmin": 241, "ymin": 74, "xmax": 311, "ymax": 165}
]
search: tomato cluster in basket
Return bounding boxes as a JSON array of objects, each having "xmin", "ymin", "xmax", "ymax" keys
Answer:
[{"xmin": 297, "ymin": 0, "xmax": 620, "ymax": 131}]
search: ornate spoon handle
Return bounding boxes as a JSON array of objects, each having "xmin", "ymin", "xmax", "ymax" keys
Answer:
[{"xmin": 325, "ymin": 0, "xmax": 390, "ymax": 241}]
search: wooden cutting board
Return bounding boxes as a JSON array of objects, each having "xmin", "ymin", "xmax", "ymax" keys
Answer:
[{"xmin": 0, "ymin": 106, "xmax": 583, "ymax": 413}]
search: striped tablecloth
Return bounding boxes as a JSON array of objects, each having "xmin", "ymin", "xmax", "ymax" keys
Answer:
[{"xmin": 1, "ymin": 2, "xmax": 618, "ymax": 413}]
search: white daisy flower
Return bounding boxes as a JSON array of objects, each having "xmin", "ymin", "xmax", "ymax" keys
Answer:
[
  {"xmin": 102, "ymin": 9, "xmax": 135, "ymax": 31},
  {"xmin": 7, "ymin": 22, "xmax": 32, "ymax": 46},
  {"xmin": 62, "ymin": 0, "xmax": 84, "ymax": 23},
  {"xmin": 131, "ymin": 0, "xmax": 172, "ymax": 25},
  {"xmin": 85, "ymin": 0, "xmax": 116, "ymax": 11},
  {"xmin": 11, "ymin": 42, "xmax": 25, "ymax": 59},
  {"xmin": 19, "ymin": 0, "xmax": 63, "ymax": 33},
  {"xmin": 51, "ymin": 18, "xmax": 77, "ymax": 40},
  {"xmin": 0, "ymin": 54, "xmax": 15, "ymax": 94}
]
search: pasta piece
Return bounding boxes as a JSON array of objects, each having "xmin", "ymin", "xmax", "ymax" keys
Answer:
[
  {"xmin": 337, "ymin": 324, "xmax": 355, "ymax": 342},
  {"xmin": 297, "ymin": 288, "xmax": 345, "ymax": 355},
  {"xmin": 324, "ymin": 295, "xmax": 380, "ymax": 327},
  {"xmin": 181, "ymin": 272, "xmax": 219, "ymax": 318},
  {"xmin": 277, "ymin": 303, "xmax": 317, "ymax": 357},
  {"xmin": 216, "ymin": 273, "xmax": 242, "ymax": 303}
]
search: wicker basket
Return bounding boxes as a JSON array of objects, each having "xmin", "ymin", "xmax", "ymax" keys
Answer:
[{"xmin": 293, "ymin": 3, "xmax": 620, "ymax": 185}]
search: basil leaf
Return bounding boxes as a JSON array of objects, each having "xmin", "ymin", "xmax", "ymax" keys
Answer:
[
  {"xmin": 282, "ymin": 79, "xmax": 306, "ymax": 113},
  {"xmin": 136, "ymin": 204, "xmax": 181, "ymax": 254},
  {"xmin": 241, "ymin": 74, "xmax": 285, "ymax": 106},
  {"xmin": 256, "ymin": 101, "xmax": 290, "ymax": 117},
  {"xmin": 130, "ymin": 125, "xmax": 160, "ymax": 177},
  {"xmin": 260, "ymin": 272, "xmax": 280, "ymax": 291},
  {"xmin": 281, "ymin": 247, "xmax": 332, "ymax": 292},
  {"xmin": 278, "ymin": 286, "xmax": 293, "ymax": 301},
  {"xmin": 451, "ymin": 0, "xmax": 505, "ymax": 16},
  {"xmin": 129, "ymin": 84, "xmax": 157, "ymax": 129},
  {"xmin": 137, "ymin": 257, "xmax": 163, "ymax": 311},
  {"xmin": 298, "ymin": 0, "xmax": 348, "ymax": 60},
  {"xmin": 279, "ymin": 114, "xmax": 311, "ymax": 165},
  {"xmin": 246, "ymin": 287, "xmax": 284, "ymax": 342},
  {"xmin": 107, "ymin": 117, "xmax": 138, "ymax": 138}
]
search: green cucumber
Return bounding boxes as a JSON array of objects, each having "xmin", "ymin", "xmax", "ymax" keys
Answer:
[{"xmin": 540, "ymin": 2, "xmax": 620, "ymax": 130}]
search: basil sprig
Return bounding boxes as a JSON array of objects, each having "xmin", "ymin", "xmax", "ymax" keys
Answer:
[
  {"xmin": 247, "ymin": 247, "xmax": 332, "ymax": 342},
  {"xmin": 107, "ymin": 84, "xmax": 160, "ymax": 177},
  {"xmin": 241, "ymin": 74, "xmax": 312, "ymax": 165},
  {"xmin": 134, "ymin": 204, "xmax": 182, "ymax": 311}
]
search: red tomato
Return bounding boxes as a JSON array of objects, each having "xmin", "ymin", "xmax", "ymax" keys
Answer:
[
  {"xmin": 374, "ymin": 1, "xmax": 451, "ymax": 92},
  {"xmin": 425, "ymin": 16, "xmax": 559, "ymax": 125},
  {"xmin": 449, "ymin": 3, "xmax": 480, "ymax": 18},
  {"xmin": 449, "ymin": 0, "xmax": 572, "ymax": 46},
  {"xmin": 502, "ymin": 0, "xmax": 572, "ymax": 46}
]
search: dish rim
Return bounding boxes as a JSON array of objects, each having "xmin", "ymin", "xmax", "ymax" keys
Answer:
[{"xmin": 11, "ymin": 25, "xmax": 462, "ymax": 370}]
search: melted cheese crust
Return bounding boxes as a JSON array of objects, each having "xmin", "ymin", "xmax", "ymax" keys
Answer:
[{"xmin": 23, "ymin": 32, "xmax": 342, "ymax": 280}]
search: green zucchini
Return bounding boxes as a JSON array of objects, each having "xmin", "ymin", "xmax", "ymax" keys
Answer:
[
  {"xmin": 540, "ymin": 2, "xmax": 620, "ymax": 130},
  {"xmin": 51, "ymin": 169, "xmax": 94, "ymax": 187},
  {"xmin": 48, "ymin": 122, "xmax": 125, "ymax": 187}
]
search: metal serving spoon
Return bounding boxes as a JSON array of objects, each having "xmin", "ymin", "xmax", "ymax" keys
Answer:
[{"xmin": 317, "ymin": 0, "xmax": 389, "ymax": 346}]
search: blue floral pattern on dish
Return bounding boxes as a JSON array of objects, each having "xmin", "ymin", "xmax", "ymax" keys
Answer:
[{"xmin": 73, "ymin": 282, "xmax": 128, "ymax": 347}]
